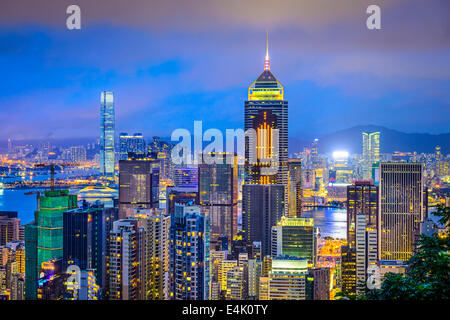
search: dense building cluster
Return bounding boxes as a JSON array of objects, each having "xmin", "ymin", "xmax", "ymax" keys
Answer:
[{"xmin": 0, "ymin": 46, "xmax": 448, "ymax": 301}]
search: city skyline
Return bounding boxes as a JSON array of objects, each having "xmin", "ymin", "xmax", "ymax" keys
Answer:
[{"xmin": 0, "ymin": 0, "xmax": 449, "ymax": 304}]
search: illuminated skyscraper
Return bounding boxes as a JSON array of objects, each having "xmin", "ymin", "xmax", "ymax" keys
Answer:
[
  {"xmin": 347, "ymin": 181, "xmax": 378, "ymax": 248},
  {"xmin": 128, "ymin": 208, "xmax": 171, "ymax": 300},
  {"xmin": 379, "ymin": 163, "xmax": 425, "ymax": 261},
  {"xmin": 169, "ymin": 204, "xmax": 210, "ymax": 300},
  {"xmin": 362, "ymin": 132, "xmax": 380, "ymax": 179},
  {"xmin": 340, "ymin": 245, "xmax": 356, "ymax": 294},
  {"xmin": 119, "ymin": 133, "xmax": 146, "ymax": 160},
  {"xmin": 199, "ymin": 152, "xmax": 238, "ymax": 246},
  {"xmin": 242, "ymin": 34, "xmax": 287, "ymax": 255},
  {"xmin": 63, "ymin": 201, "xmax": 116, "ymax": 296},
  {"xmin": 271, "ymin": 216, "xmax": 316, "ymax": 266},
  {"xmin": 346, "ymin": 181, "xmax": 379, "ymax": 294},
  {"xmin": 25, "ymin": 190, "xmax": 77, "ymax": 300},
  {"xmin": 244, "ymin": 35, "xmax": 288, "ymax": 186},
  {"xmin": 108, "ymin": 219, "xmax": 141, "ymax": 300},
  {"xmin": 118, "ymin": 158, "xmax": 160, "ymax": 219},
  {"xmin": 100, "ymin": 91, "xmax": 115, "ymax": 178}
]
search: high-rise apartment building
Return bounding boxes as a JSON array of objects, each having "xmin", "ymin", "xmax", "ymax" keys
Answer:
[
  {"xmin": 100, "ymin": 91, "xmax": 115, "ymax": 178},
  {"xmin": 225, "ymin": 266, "xmax": 244, "ymax": 300},
  {"xmin": 108, "ymin": 219, "xmax": 141, "ymax": 300},
  {"xmin": 0, "ymin": 212, "xmax": 20, "ymax": 246},
  {"xmin": 169, "ymin": 204, "xmax": 210, "ymax": 300},
  {"xmin": 128, "ymin": 208, "xmax": 170, "ymax": 300}
]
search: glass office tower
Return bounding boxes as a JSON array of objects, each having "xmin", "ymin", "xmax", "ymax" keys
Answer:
[
  {"xmin": 100, "ymin": 91, "xmax": 115, "ymax": 178},
  {"xmin": 271, "ymin": 216, "xmax": 316, "ymax": 266},
  {"xmin": 362, "ymin": 132, "xmax": 380, "ymax": 179},
  {"xmin": 242, "ymin": 36, "xmax": 287, "ymax": 254},
  {"xmin": 199, "ymin": 152, "xmax": 238, "ymax": 246},
  {"xmin": 25, "ymin": 190, "xmax": 77, "ymax": 299},
  {"xmin": 378, "ymin": 163, "xmax": 425, "ymax": 261}
]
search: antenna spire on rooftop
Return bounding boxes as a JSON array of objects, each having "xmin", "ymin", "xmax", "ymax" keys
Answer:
[{"xmin": 264, "ymin": 29, "xmax": 270, "ymax": 71}]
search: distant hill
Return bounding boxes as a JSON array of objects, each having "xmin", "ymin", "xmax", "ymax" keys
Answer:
[{"xmin": 290, "ymin": 125, "xmax": 450, "ymax": 155}]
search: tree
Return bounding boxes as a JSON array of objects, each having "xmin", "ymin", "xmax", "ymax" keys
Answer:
[{"xmin": 366, "ymin": 204, "xmax": 450, "ymax": 300}]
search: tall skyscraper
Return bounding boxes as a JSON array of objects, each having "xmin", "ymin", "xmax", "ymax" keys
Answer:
[
  {"xmin": 100, "ymin": 91, "xmax": 115, "ymax": 178},
  {"xmin": 128, "ymin": 208, "xmax": 171, "ymax": 300},
  {"xmin": 169, "ymin": 204, "xmax": 210, "ymax": 300},
  {"xmin": 119, "ymin": 133, "xmax": 146, "ymax": 160},
  {"xmin": 242, "ymin": 35, "xmax": 287, "ymax": 255},
  {"xmin": 242, "ymin": 184, "xmax": 284, "ymax": 256},
  {"xmin": 346, "ymin": 180, "xmax": 379, "ymax": 294},
  {"xmin": 378, "ymin": 163, "xmax": 425, "ymax": 261},
  {"xmin": 25, "ymin": 190, "xmax": 77, "ymax": 299},
  {"xmin": 199, "ymin": 152, "xmax": 238, "ymax": 246},
  {"xmin": 108, "ymin": 219, "xmax": 141, "ymax": 300},
  {"xmin": 244, "ymin": 35, "xmax": 288, "ymax": 186},
  {"xmin": 63, "ymin": 201, "xmax": 116, "ymax": 296},
  {"xmin": 271, "ymin": 216, "xmax": 316, "ymax": 266},
  {"xmin": 288, "ymin": 159, "xmax": 302, "ymax": 218},
  {"xmin": 118, "ymin": 158, "xmax": 160, "ymax": 219},
  {"xmin": 362, "ymin": 132, "xmax": 380, "ymax": 179},
  {"xmin": 340, "ymin": 245, "xmax": 356, "ymax": 294}
]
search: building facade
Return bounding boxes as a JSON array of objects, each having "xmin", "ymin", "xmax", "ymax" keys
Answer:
[{"xmin": 100, "ymin": 91, "xmax": 115, "ymax": 178}]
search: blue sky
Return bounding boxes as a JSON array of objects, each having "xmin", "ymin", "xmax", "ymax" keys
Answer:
[{"xmin": 0, "ymin": 0, "xmax": 449, "ymax": 141}]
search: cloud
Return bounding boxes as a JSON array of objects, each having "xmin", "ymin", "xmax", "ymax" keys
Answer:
[{"xmin": 0, "ymin": 0, "xmax": 449, "ymax": 140}]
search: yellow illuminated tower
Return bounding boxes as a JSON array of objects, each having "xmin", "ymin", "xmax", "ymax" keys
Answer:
[
  {"xmin": 243, "ymin": 32, "xmax": 288, "ymax": 256},
  {"xmin": 245, "ymin": 32, "xmax": 288, "ymax": 185}
]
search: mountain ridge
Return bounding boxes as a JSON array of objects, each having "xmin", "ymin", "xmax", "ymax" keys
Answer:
[{"xmin": 289, "ymin": 125, "xmax": 450, "ymax": 155}]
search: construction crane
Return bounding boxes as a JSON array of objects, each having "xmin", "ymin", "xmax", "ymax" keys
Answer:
[
  {"xmin": 33, "ymin": 162, "xmax": 78, "ymax": 191},
  {"xmin": 24, "ymin": 162, "xmax": 77, "ymax": 213}
]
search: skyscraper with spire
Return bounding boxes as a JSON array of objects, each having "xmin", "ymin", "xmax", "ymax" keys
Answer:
[
  {"xmin": 244, "ymin": 33, "xmax": 288, "ymax": 186},
  {"xmin": 242, "ymin": 33, "xmax": 288, "ymax": 256}
]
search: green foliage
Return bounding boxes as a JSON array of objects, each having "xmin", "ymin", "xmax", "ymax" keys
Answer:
[{"xmin": 366, "ymin": 204, "xmax": 450, "ymax": 300}]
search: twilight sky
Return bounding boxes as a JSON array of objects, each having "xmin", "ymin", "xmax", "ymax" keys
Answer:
[{"xmin": 0, "ymin": 0, "xmax": 449, "ymax": 141}]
